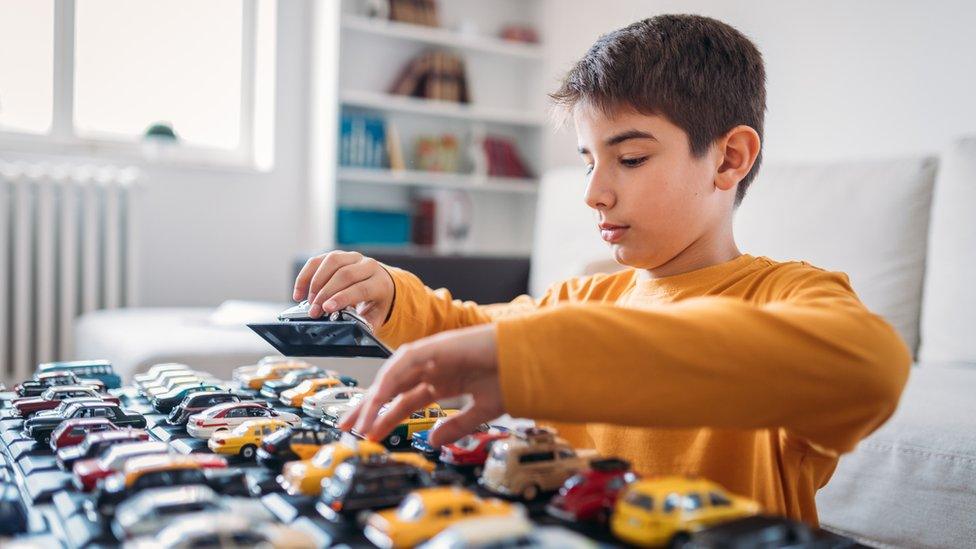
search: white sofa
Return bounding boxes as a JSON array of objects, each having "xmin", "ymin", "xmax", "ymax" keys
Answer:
[
  {"xmin": 76, "ymin": 138, "xmax": 976, "ymax": 548},
  {"xmin": 531, "ymin": 138, "xmax": 976, "ymax": 549}
]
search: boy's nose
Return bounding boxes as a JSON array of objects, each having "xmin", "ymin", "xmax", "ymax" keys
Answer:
[{"xmin": 584, "ymin": 169, "xmax": 616, "ymax": 210}]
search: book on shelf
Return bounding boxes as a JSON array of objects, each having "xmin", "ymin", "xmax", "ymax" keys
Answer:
[
  {"xmin": 340, "ymin": 113, "xmax": 388, "ymax": 169},
  {"xmin": 388, "ymin": 0, "xmax": 440, "ymax": 27},
  {"xmin": 482, "ymin": 136, "xmax": 533, "ymax": 179}
]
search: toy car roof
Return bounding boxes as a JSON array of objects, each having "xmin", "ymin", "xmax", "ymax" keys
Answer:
[{"xmin": 513, "ymin": 426, "xmax": 556, "ymax": 443}]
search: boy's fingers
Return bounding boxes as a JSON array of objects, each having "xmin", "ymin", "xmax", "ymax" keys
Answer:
[
  {"xmin": 337, "ymin": 402, "xmax": 362, "ymax": 431},
  {"xmin": 429, "ymin": 406, "xmax": 487, "ymax": 448},
  {"xmin": 293, "ymin": 256, "xmax": 324, "ymax": 300},
  {"xmin": 363, "ymin": 383, "xmax": 436, "ymax": 442},
  {"xmin": 307, "ymin": 252, "xmax": 362, "ymax": 306},
  {"xmin": 310, "ymin": 262, "xmax": 375, "ymax": 313},
  {"xmin": 355, "ymin": 344, "xmax": 436, "ymax": 436}
]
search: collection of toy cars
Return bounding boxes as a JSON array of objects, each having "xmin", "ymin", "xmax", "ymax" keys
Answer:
[{"xmin": 0, "ymin": 356, "xmax": 857, "ymax": 548}]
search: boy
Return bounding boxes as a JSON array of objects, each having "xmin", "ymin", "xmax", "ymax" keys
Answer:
[{"xmin": 294, "ymin": 14, "xmax": 909, "ymax": 523}]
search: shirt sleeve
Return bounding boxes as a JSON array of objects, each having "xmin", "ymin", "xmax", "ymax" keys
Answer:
[{"xmin": 494, "ymin": 269, "xmax": 911, "ymax": 455}]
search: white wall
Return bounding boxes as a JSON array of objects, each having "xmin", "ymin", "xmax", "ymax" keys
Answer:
[{"xmin": 540, "ymin": 0, "xmax": 976, "ymax": 168}]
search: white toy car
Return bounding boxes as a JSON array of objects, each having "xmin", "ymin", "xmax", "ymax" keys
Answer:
[
  {"xmin": 301, "ymin": 386, "xmax": 367, "ymax": 418},
  {"xmin": 133, "ymin": 363, "xmax": 191, "ymax": 388},
  {"xmin": 186, "ymin": 401, "xmax": 301, "ymax": 440},
  {"xmin": 320, "ymin": 394, "xmax": 366, "ymax": 426},
  {"xmin": 418, "ymin": 515, "xmax": 596, "ymax": 549},
  {"xmin": 123, "ymin": 512, "xmax": 321, "ymax": 548},
  {"xmin": 112, "ymin": 485, "xmax": 273, "ymax": 540}
]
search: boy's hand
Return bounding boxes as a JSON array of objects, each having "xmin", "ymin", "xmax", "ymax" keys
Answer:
[
  {"xmin": 293, "ymin": 251, "xmax": 395, "ymax": 327},
  {"xmin": 339, "ymin": 324, "xmax": 504, "ymax": 448}
]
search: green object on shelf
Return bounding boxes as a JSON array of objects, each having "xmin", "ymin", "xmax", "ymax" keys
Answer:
[
  {"xmin": 144, "ymin": 122, "xmax": 178, "ymax": 141},
  {"xmin": 337, "ymin": 208, "xmax": 412, "ymax": 246}
]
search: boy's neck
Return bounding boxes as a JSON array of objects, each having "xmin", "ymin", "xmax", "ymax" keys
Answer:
[{"xmin": 639, "ymin": 227, "xmax": 741, "ymax": 280}]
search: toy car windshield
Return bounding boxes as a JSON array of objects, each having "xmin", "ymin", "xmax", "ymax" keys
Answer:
[{"xmin": 248, "ymin": 303, "xmax": 392, "ymax": 359}]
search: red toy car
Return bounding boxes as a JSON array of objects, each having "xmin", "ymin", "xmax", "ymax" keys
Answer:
[
  {"xmin": 73, "ymin": 441, "xmax": 170, "ymax": 491},
  {"xmin": 49, "ymin": 417, "xmax": 119, "ymax": 451},
  {"xmin": 546, "ymin": 457, "xmax": 639, "ymax": 523},
  {"xmin": 439, "ymin": 429, "xmax": 511, "ymax": 469},
  {"xmin": 57, "ymin": 428, "xmax": 150, "ymax": 471},
  {"xmin": 12, "ymin": 385, "xmax": 119, "ymax": 417}
]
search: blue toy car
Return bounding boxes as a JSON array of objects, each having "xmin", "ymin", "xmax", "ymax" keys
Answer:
[{"xmin": 37, "ymin": 360, "xmax": 122, "ymax": 389}]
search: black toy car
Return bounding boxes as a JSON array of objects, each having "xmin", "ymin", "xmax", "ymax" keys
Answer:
[
  {"xmin": 14, "ymin": 371, "xmax": 104, "ymax": 398},
  {"xmin": 25, "ymin": 401, "xmax": 146, "ymax": 443},
  {"xmin": 255, "ymin": 424, "xmax": 341, "ymax": 472},
  {"xmin": 316, "ymin": 455, "xmax": 433, "ymax": 520},
  {"xmin": 688, "ymin": 515, "xmax": 857, "ymax": 548},
  {"xmin": 93, "ymin": 464, "xmax": 246, "ymax": 516},
  {"xmin": 151, "ymin": 383, "xmax": 234, "ymax": 414},
  {"xmin": 166, "ymin": 391, "xmax": 246, "ymax": 425},
  {"xmin": 258, "ymin": 367, "xmax": 332, "ymax": 399}
]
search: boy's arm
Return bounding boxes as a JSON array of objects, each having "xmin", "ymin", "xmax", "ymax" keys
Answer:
[
  {"xmin": 374, "ymin": 266, "xmax": 549, "ymax": 348},
  {"xmin": 495, "ymin": 270, "xmax": 911, "ymax": 456}
]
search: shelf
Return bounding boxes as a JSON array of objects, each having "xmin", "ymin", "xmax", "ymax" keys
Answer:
[
  {"xmin": 341, "ymin": 14, "xmax": 543, "ymax": 61},
  {"xmin": 340, "ymin": 90, "xmax": 545, "ymax": 128},
  {"xmin": 337, "ymin": 167, "xmax": 538, "ymax": 194}
]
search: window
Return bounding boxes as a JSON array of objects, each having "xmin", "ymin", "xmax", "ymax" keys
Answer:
[
  {"xmin": 663, "ymin": 493, "xmax": 681, "ymax": 513},
  {"xmin": 518, "ymin": 451, "xmax": 555, "ymax": 465},
  {"xmin": 683, "ymin": 493, "xmax": 703, "ymax": 511},
  {"xmin": 0, "ymin": 0, "xmax": 277, "ymax": 168},
  {"xmin": 709, "ymin": 491, "xmax": 732, "ymax": 507}
]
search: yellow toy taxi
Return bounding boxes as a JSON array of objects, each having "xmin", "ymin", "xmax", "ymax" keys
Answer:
[
  {"xmin": 363, "ymin": 486, "xmax": 521, "ymax": 548},
  {"xmin": 207, "ymin": 418, "xmax": 289, "ymax": 459},
  {"xmin": 610, "ymin": 477, "xmax": 761, "ymax": 547},
  {"xmin": 360, "ymin": 403, "xmax": 457, "ymax": 449},
  {"xmin": 236, "ymin": 360, "xmax": 311, "ymax": 390},
  {"xmin": 279, "ymin": 377, "xmax": 342, "ymax": 408},
  {"xmin": 279, "ymin": 438, "xmax": 387, "ymax": 496}
]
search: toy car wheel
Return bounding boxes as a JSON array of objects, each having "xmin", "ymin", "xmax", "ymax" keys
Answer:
[
  {"xmin": 522, "ymin": 483, "xmax": 541, "ymax": 501},
  {"xmin": 240, "ymin": 444, "xmax": 257, "ymax": 459},
  {"xmin": 669, "ymin": 532, "xmax": 691, "ymax": 548},
  {"xmin": 388, "ymin": 434, "xmax": 402, "ymax": 447}
]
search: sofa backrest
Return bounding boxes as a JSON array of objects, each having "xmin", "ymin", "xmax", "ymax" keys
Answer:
[
  {"xmin": 532, "ymin": 157, "xmax": 938, "ymax": 356},
  {"xmin": 918, "ymin": 137, "xmax": 976, "ymax": 364}
]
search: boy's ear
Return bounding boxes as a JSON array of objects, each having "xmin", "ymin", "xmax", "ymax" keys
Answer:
[{"xmin": 714, "ymin": 125, "xmax": 761, "ymax": 192}]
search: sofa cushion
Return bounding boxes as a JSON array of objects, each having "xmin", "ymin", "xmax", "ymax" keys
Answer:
[
  {"xmin": 918, "ymin": 137, "xmax": 976, "ymax": 364},
  {"xmin": 816, "ymin": 363, "xmax": 976, "ymax": 549},
  {"xmin": 734, "ymin": 157, "xmax": 937, "ymax": 355}
]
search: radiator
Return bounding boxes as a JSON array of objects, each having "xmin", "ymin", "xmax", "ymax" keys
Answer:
[{"xmin": 0, "ymin": 162, "xmax": 140, "ymax": 384}]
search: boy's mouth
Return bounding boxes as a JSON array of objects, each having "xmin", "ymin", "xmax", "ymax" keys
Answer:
[{"xmin": 599, "ymin": 223, "xmax": 629, "ymax": 243}]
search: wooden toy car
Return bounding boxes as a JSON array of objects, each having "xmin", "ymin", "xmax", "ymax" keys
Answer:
[
  {"xmin": 480, "ymin": 427, "xmax": 595, "ymax": 501},
  {"xmin": 24, "ymin": 400, "xmax": 146, "ymax": 443},
  {"xmin": 301, "ymin": 386, "xmax": 367, "ymax": 417},
  {"xmin": 36, "ymin": 359, "xmax": 121, "ymax": 389},
  {"xmin": 207, "ymin": 418, "xmax": 290, "ymax": 459},
  {"xmin": 279, "ymin": 376, "xmax": 344, "ymax": 407},
  {"xmin": 440, "ymin": 429, "xmax": 511, "ymax": 471},
  {"xmin": 111, "ymin": 485, "xmax": 274, "ymax": 540},
  {"xmin": 279, "ymin": 437, "xmax": 388, "ymax": 496},
  {"xmin": 235, "ymin": 360, "xmax": 314, "ymax": 390},
  {"xmin": 12, "ymin": 384, "xmax": 119, "ymax": 417},
  {"xmin": 165, "ymin": 390, "xmax": 245, "ymax": 426},
  {"xmin": 72, "ymin": 440, "xmax": 171, "ymax": 491},
  {"xmin": 255, "ymin": 424, "xmax": 341, "ymax": 472},
  {"xmin": 363, "ymin": 486, "xmax": 522, "ymax": 548},
  {"xmin": 14, "ymin": 371, "xmax": 104, "ymax": 397},
  {"xmin": 57, "ymin": 428, "xmax": 150, "ymax": 471},
  {"xmin": 93, "ymin": 453, "xmax": 230, "ymax": 515},
  {"xmin": 354, "ymin": 403, "xmax": 458, "ymax": 449},
  {"xmin": 186, "ymin": 401, "xmax": 299, "ymax": 440},
  {"xmin": 610, "ymin": 477, "xmax": 761, "ymax": 547},
  {"xmin": 49, "ymin": 417, "xmax": 119, "ymax": 451},
  {"xmin": 547, "ymin": 457, "xmax": 639, "ymax": 523},
  {"xmin": 317, "ymin": 455, "xmax": 434, "ymax": 519}
]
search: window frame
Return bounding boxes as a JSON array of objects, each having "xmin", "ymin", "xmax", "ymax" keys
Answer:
[{"xmin": 0, "ymin": 0, "xmax": 263, "ymax": 169}]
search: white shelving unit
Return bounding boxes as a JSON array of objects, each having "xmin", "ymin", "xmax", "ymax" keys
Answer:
[{"xmin": 308, "ymin": 0, "xmax": 545, "ymax": 257}]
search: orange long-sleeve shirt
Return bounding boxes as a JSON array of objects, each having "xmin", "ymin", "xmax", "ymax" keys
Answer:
[{"xmin": 374, "ymin": 253, "xmax": 910, "ymax": 524}]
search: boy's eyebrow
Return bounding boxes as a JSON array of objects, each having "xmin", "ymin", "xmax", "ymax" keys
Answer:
[{"xmin": 577, "ymin": 129, "xmax": 659, "ymax": 154}]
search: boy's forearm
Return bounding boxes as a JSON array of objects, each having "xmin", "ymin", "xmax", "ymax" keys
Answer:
[{"xmin": 496, "ymin": 286, "xmax": 910, "ymax": 455}]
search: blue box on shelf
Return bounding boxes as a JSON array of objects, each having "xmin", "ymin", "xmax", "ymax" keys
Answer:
[{"xmin": 337, "ymin": 208, "xmax": 411, "ymax": 246}]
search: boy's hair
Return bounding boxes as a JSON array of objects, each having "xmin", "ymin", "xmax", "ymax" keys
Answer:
[{"xmin": 551, "ymin": 14, "xmax": 766, "ymax": 206}]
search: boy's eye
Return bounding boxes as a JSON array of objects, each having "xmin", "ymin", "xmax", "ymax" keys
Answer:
[
  {"xmin": 584, "ymin": 164, "xmax": 594, "ymax": 176},
  {"xmin": 620, "ymin": 156, "xmax": 648, "ymax": 168}
]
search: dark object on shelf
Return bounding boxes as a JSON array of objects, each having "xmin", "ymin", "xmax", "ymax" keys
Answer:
[
  {"xmin": 389, "ymin": 50, "xmax": 470, "ymax": 103},
  {"xmin": 388, "ymin": 0, "xmax": 439, "ymax": 27},
  {"xmin": 248, "ymin": 305, "xmax": 393, "ymax": 359},
  {"xmin": 499, "ymin": 24, "xmax": 540, "ymax": 44},
  {"xmin": 144, "ymin": 122, "xmax": 178, "ymax": 142},
  {"xmin": 294, "ymin": 251, "xmax": 531, "ymax": 305},
  {"xmin": 483, "ymin": 136, "xmax": 533, "ymax": 178},
  {"xmin": 687, "ymin": 515, "xmax": 857, "ymax": 548},
  {"xmin": 412, "ymin": 197, "xmax": 437, "ymax": 246}
]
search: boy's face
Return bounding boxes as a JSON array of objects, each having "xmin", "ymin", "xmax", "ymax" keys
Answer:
[{"xmin": 575, "ymin": 104, "xmax": 733, "ymax": 270}]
